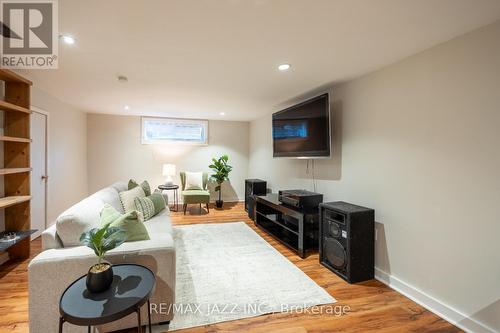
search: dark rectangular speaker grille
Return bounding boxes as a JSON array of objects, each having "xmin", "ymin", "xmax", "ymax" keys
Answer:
[{"xmin": 319, "ymin": 201, "xmax": 374, "ymax": 283}]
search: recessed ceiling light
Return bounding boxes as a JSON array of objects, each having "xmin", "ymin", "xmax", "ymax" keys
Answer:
[
  {"xmin": 278, "ymin": 63, "xmax": 291, "ymax": 71},
  {"xmin": 61, "ymin": 35, "xmax": 75, "ymax": 45},
  {"xmin": 124, "ymin": 105, "xmax": 130, "ymax": 110},
  {"xmin": 219, "ymin": 112, "xmax": 225, "ymax": 116}
]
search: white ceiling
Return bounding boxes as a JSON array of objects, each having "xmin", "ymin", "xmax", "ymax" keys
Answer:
[{"xmin": 24, "ymin": 0, "xmax": 500, "ymax": 121}]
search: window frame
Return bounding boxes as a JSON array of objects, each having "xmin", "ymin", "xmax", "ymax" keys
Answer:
[{"xmin": 141, "ymin": 116, "xmax": 209, "ymax": 145}]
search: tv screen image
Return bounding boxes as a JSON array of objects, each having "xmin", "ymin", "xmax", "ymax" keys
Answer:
[{"xmin": 272, "ymin": 93, "xmax": 330, "ymax": 158}]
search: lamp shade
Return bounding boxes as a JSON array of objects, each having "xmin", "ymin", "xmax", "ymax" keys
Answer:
[{"xmin": 162, "ymin": 164, "xmax": 176, "ymax": 177}]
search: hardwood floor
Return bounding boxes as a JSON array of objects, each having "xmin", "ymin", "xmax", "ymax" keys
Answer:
[{"xmin": 0, "ymin": 203, "xmax": 461, "ymax": 333}]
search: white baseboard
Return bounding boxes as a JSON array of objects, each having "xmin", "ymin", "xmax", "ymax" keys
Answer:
[
  {"xmin": 375, "ymin": 268, "xmax": 497, "ymax": 333},
  {"xmin": 177, "ymin": 198, "xmax": 244, "ymax": 205}
]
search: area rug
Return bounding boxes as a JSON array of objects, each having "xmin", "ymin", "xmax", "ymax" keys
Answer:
[{"xmin": 155, "ymin": 222, "xmax": 336, "ymax": 332}]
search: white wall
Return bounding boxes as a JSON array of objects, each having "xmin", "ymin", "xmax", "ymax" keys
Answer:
[
  {"xmin": 249, "ymin": 21, "xmax": 500, "ymax": 332},
  {"xmin": 87, "ymin": 114, "xmax": 249, "ymax": 202},
  {"xmin": 31, "ymin": 87, "xmax": 88, "ymax": 224}
]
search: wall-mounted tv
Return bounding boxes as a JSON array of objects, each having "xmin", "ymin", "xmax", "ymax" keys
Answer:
[{"xmin": 272, "ymin": 93, "xmax": 330, "ymax": 158}]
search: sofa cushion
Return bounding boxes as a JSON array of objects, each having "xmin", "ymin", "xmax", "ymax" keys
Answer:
[
  {"xmin": 182, "ymin": 190, "xmax": 210, "ymax": 203},
  {"xmin": 144, "ymin": 209, "xmax": 172, "ymax": 236},
  {"xmin": 101, "ymin": 204, "xmax": 150, "ymax": 242},
  {"xmin": 56, "ymin": 196, "xmax": 106, "ymax": 247},
  {"xmin": 90, "ymin": 187, "xmax": 123, "ymax": 213},
  {"xmin": 110, "ymin": 181, "xmax": 128, "ymax": 193},
  {"xmin": 119, "ymin": 186, "xmax": 146, "ymax": 212}
]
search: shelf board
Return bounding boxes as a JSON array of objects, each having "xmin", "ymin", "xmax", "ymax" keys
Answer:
[
  {"xmin": 0, "ymin": 168, "xmax": 31, "ymax": 175},
  {"xmin": 0, "ymin": 196, "xmax": 30, "ymax": 209},
  {"xmin": 0, "ymin": 230, "xmax": 37, "ymax": 252},
  {"xmin": 256, "ymin": 211, "xmax": 299, "ymax": 235},
  {"xmin": 0, "ymin": 136, "xmax": 31, "ymax": 143},
  {"xmin": 0, "ymin": 69, "xmax": 33, "ymax": 85},
  {"xmin": 0, "ymin": 100, "xmax": 31, "ymax": 114}
]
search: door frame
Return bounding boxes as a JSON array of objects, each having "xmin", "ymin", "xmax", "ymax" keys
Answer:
[{"xmin": 31, "ymin": 106, "xmax": 49, "ymax": 236}]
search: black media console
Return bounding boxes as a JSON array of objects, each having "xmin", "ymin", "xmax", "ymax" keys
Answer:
[{"xmin": 254, "ymin": 193, "xmax": 320, "ymax": 258}]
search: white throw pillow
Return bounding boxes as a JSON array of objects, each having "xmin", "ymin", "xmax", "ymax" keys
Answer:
[
  {"xmin": 185, "ymin": 171, "xmax": 203, "ymax": 190},
  {"xmin": 119, "ymin": 186, "xmax": 146, "ymax": 212}
]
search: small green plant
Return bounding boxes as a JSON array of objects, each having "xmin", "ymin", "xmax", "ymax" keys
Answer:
[
  {"xmin": 80, "ymin": 224, "xmax": 126, "ymax": 266},
  {"xmin": 209, "ymin": 154, "xmax": 233, "ymax": 206}
]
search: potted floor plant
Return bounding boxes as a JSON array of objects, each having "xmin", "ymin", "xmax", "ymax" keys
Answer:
[
  {"xmin": 209, "ymin": 154, "xmax": 233, "ymax": 208},
  {"xmin": 80, "ymin": 224, "xmax": 126, "ymax": 293}
]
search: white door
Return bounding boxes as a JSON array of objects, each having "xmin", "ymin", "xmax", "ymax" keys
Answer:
[{"xmin": 31, "ymin": 111, "xmax": 48, "ymax": 240}]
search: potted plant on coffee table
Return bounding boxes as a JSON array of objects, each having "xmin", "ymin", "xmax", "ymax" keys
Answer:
[
  {"xmin": 209, "ymin": 154, "xmax": 233, "ymax": 208},
  {"xmin": 80, "ymin": 224, "xmax": 126, "ymax": 293}
]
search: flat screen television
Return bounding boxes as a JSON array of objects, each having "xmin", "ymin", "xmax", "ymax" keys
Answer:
[{"xmin": 272, "ymin": 93, "xmax": 330, "ymax": 158}]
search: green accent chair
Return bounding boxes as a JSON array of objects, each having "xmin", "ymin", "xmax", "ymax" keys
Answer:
[{"xmin": 180, "ymin": 171, "xmax": 210, "ymax": 215}]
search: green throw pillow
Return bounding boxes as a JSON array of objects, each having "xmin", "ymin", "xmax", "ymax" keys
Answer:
[
  {"xmin": 149, "ymin": 192, "xmax": 167, "ymax": 215},
  {"xmin": 134, "ymin": 193, "xmax": 166, "ymax": 220},
  {"xmin": 100, "ymin": 204, "xmax": 150, "ymax": 242},
  {"xmin": 100, "ymin": 204, "xmax": 122, "ymax": 225},
  {"xmin": 128, "ymin": 179, "xmax": 152, "ymax": 196}
]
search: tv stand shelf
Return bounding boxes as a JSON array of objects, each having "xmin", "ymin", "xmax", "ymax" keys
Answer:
[{"xmin": 254, "ymin": 193, "xmax": 319, "ymax": 258}]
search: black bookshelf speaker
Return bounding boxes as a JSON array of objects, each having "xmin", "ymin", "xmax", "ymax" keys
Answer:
[
  {"xmin": 245, "ymin": 179, "xmax": 267, "ymax": 218},
  {"xmin": 247, "ymin": 195, "xmax": 256, "ymax": 221},
  {"xmin": 319, "ymin": 202, "xmax": 374, "ymax": 283}
]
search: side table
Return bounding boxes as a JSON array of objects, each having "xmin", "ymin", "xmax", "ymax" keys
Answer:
[
  {"xmin": 158, "ymin": 184, "xmax": 179, "ymax": 212},
  {"xmin": 59, "ymin": 264, "xmax": 155, "ymax": 333}
]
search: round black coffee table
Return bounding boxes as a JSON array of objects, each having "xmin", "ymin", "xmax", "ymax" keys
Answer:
[{"xmin": 59, "ymin": 264, "xmax": 155, "ymax": 333}]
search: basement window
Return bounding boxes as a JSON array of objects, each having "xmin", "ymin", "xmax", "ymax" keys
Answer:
[{"xmin": 141, "ymin": 117, "xmax": 208, "ymax": 145}]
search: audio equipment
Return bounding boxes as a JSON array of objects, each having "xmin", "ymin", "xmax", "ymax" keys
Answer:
[
  {"xmin": 255, "ymin": 193, "xmax": 320, "ymax": 258},
  {"xmin": 247, "ymin": 195, "xmax": 256, "ymax": 221},
  {"xmin": 319, "ymin": 202, "xmax": 374, "ymax": 283},
  {"xmin": 245, "ymin": 179, "xmax": 267, "ymax": 219},
  {"xmin": 278, "ymin": 190, "xmax": 323, "ymax": 210}
]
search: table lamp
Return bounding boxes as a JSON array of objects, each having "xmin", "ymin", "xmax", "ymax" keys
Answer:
[{"xmin": 162, "ymin": 164, "xmax": 176, "ymax": 186}]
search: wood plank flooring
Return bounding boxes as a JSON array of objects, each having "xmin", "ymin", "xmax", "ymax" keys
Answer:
[{"xmin": 0, "ymin": 202, "xmax": 462, "ymax": 333}]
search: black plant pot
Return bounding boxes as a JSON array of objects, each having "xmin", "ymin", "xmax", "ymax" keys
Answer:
[
  {"xmin": 86, "ymin": 263, "xmax": 113, "ymax": 293},
  {"xmin": 215, "ymin": 200, "xmax": 224, "ymax": 208}
]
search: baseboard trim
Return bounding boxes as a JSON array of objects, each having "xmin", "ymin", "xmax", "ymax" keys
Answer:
[
  {"xmin": 177, "ymin": 198, "xmax": 244, "ymax": 205},
  {"xmin": 375, "ymin": 268, "xmax": 496, "ymax": 333}
]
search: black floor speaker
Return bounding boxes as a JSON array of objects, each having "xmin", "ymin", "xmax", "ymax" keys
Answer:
[
  {"xmin": 319, "ymin": 201, "xmax": 374, "ymax": 283},
  {"xmin": 245, "ymin": 179, "xmax": 266, "ymax": 219}
]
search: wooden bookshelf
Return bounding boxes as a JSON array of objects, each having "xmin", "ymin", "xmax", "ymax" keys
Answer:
[
  {"xmin": 0, "ymin": 70, "xmax": 32, "ymax": 85},
  {"xmin": 0, "ymin": 168, "xmax": 31, "ymax": 175},
  {"xmin": 0, "ymin": 100, "xmax": 31, "ymax": 114},
  {"xmin": 0, "ymin": 196, "xmax": 31, "ymax": 209},
  {"xmin": 0, "ymin": 69, "xmax": 32, "ymax": 260},
  {"xmin": 0, "ymin": 136, "xmax": 31, "ymax": 143}
]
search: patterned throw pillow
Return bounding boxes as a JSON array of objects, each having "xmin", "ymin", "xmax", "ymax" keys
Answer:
[
  {"xmin": 119, "ymin": 186, "xmax": 146, "ymax": 212},
  {"xmin": 128, "ymin": 179, "xmax": 152, "ymax": 196},
  {"xmin": 134, "ymin": 196, "xmax": 156, "ymax": 221}
]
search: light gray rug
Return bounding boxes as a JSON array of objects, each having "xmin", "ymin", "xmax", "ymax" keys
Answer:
[{"xmin": 155, "ymin": 222, "xmax": 336, "ymax": 332}]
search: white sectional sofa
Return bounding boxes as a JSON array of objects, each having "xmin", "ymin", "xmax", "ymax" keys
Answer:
[{"xmin": 28, "ymin": 182, "xmax": 175, "ymax": 333}]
